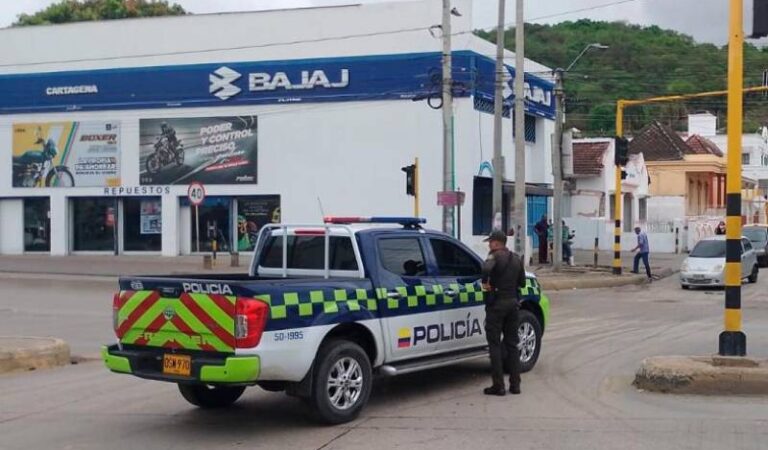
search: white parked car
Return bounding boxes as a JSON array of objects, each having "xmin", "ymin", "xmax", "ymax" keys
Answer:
[{"xmin": 680, "ymin": 235, "xmax": 759, "ymax": 289}]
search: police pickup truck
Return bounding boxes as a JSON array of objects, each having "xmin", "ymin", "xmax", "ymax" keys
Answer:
[{"xmin": 103, "ymin": 217, "xmax": 550, "ymax": 424}]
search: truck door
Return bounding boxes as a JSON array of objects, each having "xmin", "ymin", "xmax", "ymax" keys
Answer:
[
  {"xmin": 426, "ymin": 237, "xmax": 486, "ymax": 352},
  {"xmin": 374, "ymin": 235, "xmax": 439, "ymax": 361}
]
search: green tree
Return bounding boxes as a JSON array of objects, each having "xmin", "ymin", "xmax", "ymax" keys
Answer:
[
  {"xmin": 476, "ymin": 20, "xmax": 768, "ymax": 136},
  {"xmin": 14, "ymin": 0, "xmax": 187, "ymax": 26}
]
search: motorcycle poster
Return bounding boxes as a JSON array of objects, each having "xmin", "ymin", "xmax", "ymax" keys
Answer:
[
  {"xmin": 12, "ymin": 121, "xmax": 121, "ymax": 188},
  {"xmin": 139, "ymin": 116, "xmax": 258, "ymax": 185},
  {"xmin": 237, "ymin": 196, "xmax": 280, "ymax": 252}
]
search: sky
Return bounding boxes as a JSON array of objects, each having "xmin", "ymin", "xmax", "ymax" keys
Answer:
[{"xmin": 0, "ymin": 0, "xmax": 744, "ymax": 45}]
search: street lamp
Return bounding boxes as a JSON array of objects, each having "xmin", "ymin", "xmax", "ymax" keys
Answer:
[{"xmin": 551, "ymin": 43, "xmax": 608, "ymax": 271}]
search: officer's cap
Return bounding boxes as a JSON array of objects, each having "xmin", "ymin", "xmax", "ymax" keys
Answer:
[{"xmin": 483, "ymin": 229, "xmax": 507, "ymax": 244}]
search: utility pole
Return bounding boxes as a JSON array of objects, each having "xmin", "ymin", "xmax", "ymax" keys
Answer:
[
  {"xmin": 613, "ymin": 103, "xmax": 625, "ymax": 275},
  {"xmin": 491, "ymin": 0, "xmax": 506, "ymax": 231},
  {"xmin": 441, "ymin": 0, "xmax": 454, "ymax": 236},
  {"xmin": 551, "ymin": 69, "xmax": 564, "ymax": 270},
  {"xmin": 720, "ymin": 0, "xmax": 746, "ymax": 356},
  {"xmin": 513, "ymin": 0, "xmax": 526, "ymax": 256}
]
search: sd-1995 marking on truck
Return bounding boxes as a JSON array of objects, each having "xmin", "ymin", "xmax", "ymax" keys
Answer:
[{"xmin": 103, "ymin": 217, "xmax": 550, "ymax": 424}]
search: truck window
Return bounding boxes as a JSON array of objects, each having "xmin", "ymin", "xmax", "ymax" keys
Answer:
[
  {"xmin": 378, "ymin": 238, "xmax": 427, "ymax": 277},
  {"xmin": 429, "ymin": 238, "xmax": 481, "ymax": 277},
  {"xmin": 260, "ymin": 236, "xmax": 358, "ymax": 270}
]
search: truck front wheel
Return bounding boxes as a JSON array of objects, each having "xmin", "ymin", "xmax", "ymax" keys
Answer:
[
  {"xmin": 178, "ymin": 384, "xmax": 245, "ymax": 408},
  {"xmin": 309, "ymin": 339, "xmax": 372, "ymax": 424}
]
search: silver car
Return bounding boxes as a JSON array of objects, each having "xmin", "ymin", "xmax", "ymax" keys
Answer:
[
  {"xmin": 680, "ymin": 235, "xmax": 759, "ymax": 289},
  {"xmin": 743, "ymin": 225, "xmax": 768, "ymax": 267}
]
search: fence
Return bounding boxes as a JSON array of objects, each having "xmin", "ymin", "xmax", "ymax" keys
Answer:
[{"xmin": 566, "ymin": 217, "xmax": 682, "ymax": 253}]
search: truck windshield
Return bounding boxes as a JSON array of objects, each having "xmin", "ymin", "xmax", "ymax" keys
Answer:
[
  {"xmin": 260, "ymin": 235, "xmax": 359, "ymax": 271},
  {"xmin": 690, "ymin": 240, "xmax": 726, "ymax": 258}
]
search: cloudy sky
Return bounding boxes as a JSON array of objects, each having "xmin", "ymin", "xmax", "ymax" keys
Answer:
[{"xmin": 0, "ymin": 0, "xmax": 740, "ymax": 45}]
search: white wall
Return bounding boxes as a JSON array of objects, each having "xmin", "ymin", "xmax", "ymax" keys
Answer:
[
  {"xmin": 566, "ymin": 216, "xmax": 679, "ymax": 254},
  {"xmin": 0, "ymin": 200, "xmax": 24, "ymax": 254}
]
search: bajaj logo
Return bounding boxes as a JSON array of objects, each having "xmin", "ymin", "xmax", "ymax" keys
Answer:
[{"xmin": 209, "ymin": 66, "xmax": 242, "ymax": 100}]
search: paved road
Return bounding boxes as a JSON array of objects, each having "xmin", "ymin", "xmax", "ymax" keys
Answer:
[{"xmin": 2, "ymin": 272, "xmax": 768, "ymax": 449}]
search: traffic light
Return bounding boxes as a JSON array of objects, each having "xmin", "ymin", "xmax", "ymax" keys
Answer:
[
  {"xmin": 753, "ymin": 0, "xmax": 768, "ymax": 38},
  {"xmin": 614, "ymin": 136, "xmax": 630, "ymax": 166},
  {"xmin": 401, "ymin": 164, "xmax": 416, "ymax": 196},
  {"xmin": 621, "ymin": 169, "xmax": 628, "ymax": 180}
]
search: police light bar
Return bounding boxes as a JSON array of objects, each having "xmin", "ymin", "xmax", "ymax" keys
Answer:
[{"xmin": 323, "ymin": 216, "xmax": 426, "ymax": 226}]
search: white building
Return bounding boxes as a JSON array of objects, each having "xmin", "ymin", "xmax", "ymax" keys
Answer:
[
  {"xmin": 0, "ymin": 0, "xmax": 555, "ymax": 257},
  {"xmin": 565, "ymin": 138, "xmax": 653, "ymax": 251}
]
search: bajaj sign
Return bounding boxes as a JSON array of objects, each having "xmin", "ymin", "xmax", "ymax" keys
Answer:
[{"xmin": 209, "ymin": 66, "xmax": 350, "ymax": 101}]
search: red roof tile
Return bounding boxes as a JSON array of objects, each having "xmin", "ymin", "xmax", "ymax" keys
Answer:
[
  {"xmin": 628, "ymin": 121, "xmax": 689, "ymax": 161},
  {"xmin": 686, "ymin": 134, "xmax": 724, "ymax": 156},
  {"xmin": 573, "ymin": 141, "xmax": 609, "ymax": 176}
]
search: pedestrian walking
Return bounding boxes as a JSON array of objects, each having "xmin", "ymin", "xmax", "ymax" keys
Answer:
[
  {"xmin": 481, "ymin": 229, "xmax": 526, "ymax": 396},
  {"xmin": 715, "ymin": 221, "xmax": 726, "ymax": 235},
  {"xmin": 534, "ymin": 215, "xmax": 549, "ymax": 263},
  {"xmin": 631, "ymin": 226, "xmax": 652, "ymax": 280}
]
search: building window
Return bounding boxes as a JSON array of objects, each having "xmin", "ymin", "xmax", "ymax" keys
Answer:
[
  {"xmin": 472, "ymin": 177, "xmax": 509, "ymax": 236},
  {"xmin": 72, "ymin": 198, "xmax": 117, "ymax": 252},
  {"xmin": 235, "ymin": 196, "xmax": 281, "ymax": 252},
  {"xmin": 639, "ymin": 197, "xmax": 647, "ymax": 221},
  {"xmin": 742, "ymin": 153, "xmax": 750, "ymax": 165},
  {"xmin": 24, "ymin": 198, "xmax": 50, "ymax": 252},
  {"xmin": 609, "ymin": 194, "xmax": 615, "ymax": 220},
  {"xmin": 124, "ymin": 198, "xmax": 162, "ymax": 252},
  {"xmin": 513, "ymin": 115, "xmax": 537, "ymax": 143},
  {"xmin": 599, "ymin": 194, "xmax": 606, "ymax": 217}
]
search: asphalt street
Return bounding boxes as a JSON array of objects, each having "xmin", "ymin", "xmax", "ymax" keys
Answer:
[{"xmin": 2, "ymin": 271, "xmax": 768, "ymax": 449}]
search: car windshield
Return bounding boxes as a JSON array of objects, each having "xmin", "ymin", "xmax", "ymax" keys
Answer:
[
  {"xmin": 743, "ymin": 228, "xmax": 767, "ymax": 243},
  {"xmin": 690, "ymin": 240, "xmax": 726, "ymax": 258}
]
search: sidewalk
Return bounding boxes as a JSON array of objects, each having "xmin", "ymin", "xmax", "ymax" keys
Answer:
[{"xmin": 0, "ymin": 254, "xmax": 246, "ymax": 277}]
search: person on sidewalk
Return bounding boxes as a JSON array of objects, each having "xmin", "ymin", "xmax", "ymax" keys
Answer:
[
  {"xmin": 481, "ymin": 229, "xmax": 526, "ymax": 396},
  {"xmin": 715, "ymin": 221, "xmax": 726, "ymax": 235},
  {"xmin": 562, "ymin": 220, "xmax": 575, "ymax": 266},
  {"xmin": 534, "ymin": 215, "xmax": 549, "ymax": 264},
  {"xmin": 631, "ymin": 226, "xmax": 652, "ymax": 280}
]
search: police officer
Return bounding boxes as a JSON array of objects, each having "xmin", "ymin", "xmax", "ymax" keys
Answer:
[{"xmin": 481, "ymin": 229, "xmax": 526, "ymax": 396}]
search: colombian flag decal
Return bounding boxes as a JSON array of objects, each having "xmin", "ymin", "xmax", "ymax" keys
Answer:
[{"xmin": 397, "ymin": 328, "xmax": 411, "ymax": 348}]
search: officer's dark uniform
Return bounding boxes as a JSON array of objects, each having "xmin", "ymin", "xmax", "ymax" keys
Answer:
[{"xmin": 481, "ymin": 230, "xmax": 526, "ymax": 395}]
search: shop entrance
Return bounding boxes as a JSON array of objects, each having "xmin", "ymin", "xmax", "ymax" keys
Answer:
[
  {"xmin": 24, "ymin": 198, "xmax": 51, "ymax": 252},
  {"xmin": 191, "ymin": 197, "xmax": 231, "ymax": 253},
  {"xmin": 70, "ymin": 197, "xmax": 163, "ymax": 254},
  {"xmin": 71, "ymin": 198, "xmax": 118, "ymax": 253}
]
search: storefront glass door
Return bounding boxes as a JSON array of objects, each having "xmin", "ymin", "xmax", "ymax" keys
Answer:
[
  {"xmin": 123, "ymin": 197, "xmax": 162, "ymax": 252},
  {"xmin": 24, "ymin": 198, "xmax": 51, "ymax": 252},
  {"xmin": 72, "ymin": 198, "xmax": 117, "ymax": 252},
  {"xmin": 190, "ymin": 197, "xmax": 231, "ymax": 253}
]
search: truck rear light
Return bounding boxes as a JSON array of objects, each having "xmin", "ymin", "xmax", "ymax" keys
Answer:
[
  {"xmin": 235, "ymin": 298, "xmax": 269, "ymax": 349},
  {"xmin": 112, "ymin": 293, "xmax": 121, "ymax": 333}
]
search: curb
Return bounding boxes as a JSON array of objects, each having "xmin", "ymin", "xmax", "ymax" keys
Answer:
[
  {"xmin": 634, "ymin": 355, "xmax": 768, "ymax": 395},
  {"xmin": 539, "ymin": 274, "xmax": 646, "ymax": 291},
  {"xmin": 0, "ymin": 336, "xmax": 71, "ymax": 374}
]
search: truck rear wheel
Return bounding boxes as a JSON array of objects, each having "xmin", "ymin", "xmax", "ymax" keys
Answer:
[
  {"xmin": 309, "ymin": 339, "xmax": 372, "ymax": 424},
  {"xmin": 518, "ymin": 310, "xmax": 542, "ymax": 373},
  {"xmin": 178, "ymin": 384, "xmax": 245, "ymax": 408}
]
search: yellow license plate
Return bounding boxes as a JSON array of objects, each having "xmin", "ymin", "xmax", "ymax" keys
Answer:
[{"xmin": 163, "ymin": 354, "xmax": 191, "ymax": 376}]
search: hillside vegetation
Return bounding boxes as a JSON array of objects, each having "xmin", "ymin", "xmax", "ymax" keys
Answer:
[{"xmin": 477, "ymin": 20, "xmax": 768, "ymax": 136}]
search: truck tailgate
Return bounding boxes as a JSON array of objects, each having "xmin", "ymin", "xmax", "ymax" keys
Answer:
[{"xmin": 114, "ymin": 287, "xmax": 236, "ymax": 353}]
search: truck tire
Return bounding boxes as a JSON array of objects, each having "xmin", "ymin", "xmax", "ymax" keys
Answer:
[
  {"xmin": 749, "ymin": 265, "xmax": 759, "ymax": 284},
  {"xmin": 177, "ymin": 384, "xmax": 245, "ymax": 408},
  {"xmin": 518, "ymin": 310, "xmax": 542, "ymax": 373},
  {"xmin": 309, "ymin": 339, "xmax": 372, "ymax": 424}
]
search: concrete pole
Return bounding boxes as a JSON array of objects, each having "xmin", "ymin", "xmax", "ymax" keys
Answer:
[
  {"xmin": 719, "ymin": 0, "xmax": 746, "ymax": 356},
  {"xmin": 513, "ymin": 0, "xmax": 526, "ymax": 256},
  {"xmin": 441, "ymin": 0, "xmax": 455, "ymax": 236},
  {"xmin": 492, "ymin": 0, "xmax": 506, "ymax": 231},
  {"xmin": 552, "ymin": 70, "xmax": 564, "ymax": 270}
]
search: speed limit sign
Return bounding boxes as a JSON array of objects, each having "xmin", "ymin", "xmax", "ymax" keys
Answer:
[{"xmin": 187, "ymin": 182, "xmax": 206, "ymax": 206}]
